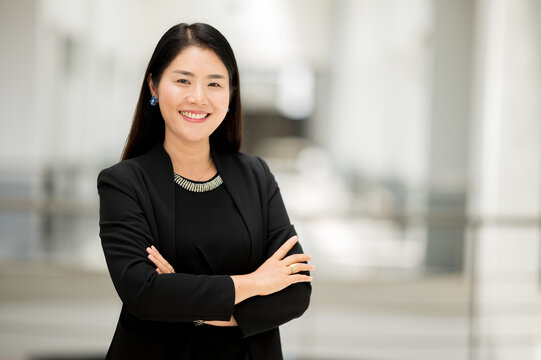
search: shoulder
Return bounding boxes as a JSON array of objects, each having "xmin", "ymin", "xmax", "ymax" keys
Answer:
[
  {"xmin": 96, "ymin": 156, "xmax": 150, "ymax": 199},
  {"xmin": 215, "ymin": 151, "xmax": 272, "ymax": 180},
  {"xmin": 100, "ymin": 142, "xmax": 173, "ymax": 179},
  {"xmin": 98, "ymin": 143, "xmax": 169, "ymax": 186},
  {"xmin": 98, "ymin": 158, "xmax": 144, "ymax": 184}
]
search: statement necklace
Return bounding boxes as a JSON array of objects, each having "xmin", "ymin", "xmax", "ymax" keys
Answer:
[{"xmin": 173, "ymin": 172, "xmax": 223, "ymax": 192}]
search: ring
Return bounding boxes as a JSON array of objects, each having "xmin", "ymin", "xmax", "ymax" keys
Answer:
[{"xmin": 289, "ymin": 264, "xmax": 298, "ymax": 274}]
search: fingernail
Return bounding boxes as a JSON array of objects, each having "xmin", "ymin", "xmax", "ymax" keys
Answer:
[{"xmin": 151, "ymin": 245, "xmax": 156, "ymax": 250}]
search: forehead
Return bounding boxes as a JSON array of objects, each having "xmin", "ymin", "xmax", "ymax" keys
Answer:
[{"xmin": 166, "ymin": 46, "xmax": 228, "ymax": 77}]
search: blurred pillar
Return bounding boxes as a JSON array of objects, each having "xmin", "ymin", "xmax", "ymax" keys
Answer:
[
  {"xmin": 0, "ymin": 0, "xmax": 44, "ymax": 259},
  {"xmin": 0, "ymin": 0, "xmax": 39, "ymax": 164},
  {"xmin": 324, "ymin": 0, "xmax": 432, "ymax": 214},
  {"xmin": 425, "ymin": 0, "xmax": 474, "ymax": 272},
  {"xmin": 468, "ymin": 0, "xmax": 541, "ymax": 359}
]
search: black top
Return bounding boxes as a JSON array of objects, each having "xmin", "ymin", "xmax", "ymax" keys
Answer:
[{"xmin": 175, "ymin": 173, "xmax": 250, "ymax": 359}]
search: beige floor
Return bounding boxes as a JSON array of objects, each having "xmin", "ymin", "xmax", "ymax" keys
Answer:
[{"xmin": 0, "ymin": 262, "xmax": 472, "ymax": 360}]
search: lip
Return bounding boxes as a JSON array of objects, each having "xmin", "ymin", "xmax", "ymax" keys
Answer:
[{"xmin": 179, "ymin": 110, "xmax": 210, "ymax": 123}]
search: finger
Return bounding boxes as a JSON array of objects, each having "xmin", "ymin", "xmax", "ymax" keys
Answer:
[
  {"xmin": 157, "ymin": 268, "xmax": 162, "ymax": 274},
  {"xmin": 146, "ymin": 249, "xmax": 167, "ymax": 269},
  {"xmin": 148, "ymin": 246, "xmax": 175, "ymax": 273},
  {"xmin": 148, "ymin": 245, "xmax": 167, "ymax": 264},
  {"xmin": 289, "ymin": 274, "xmax": 313, "ymax": 283},
  {"xmin": 150, "ymin": 245, "xmax": 175, "ymax": 273},
  {"xmin": 283, "ymin": 253, "xmax": 312, "ymax": 266},
  {"xmin": 287, "ymin": 263, "xmax": 315, "ymax": 274},
  {"xmin": 271, "ymin": 236, "xmax": 298, "ymax": 260},
  {"xmin": 148, "ymin": 254, "xmax": 170, "ymax": 274},
  {"xmin": 148, "ymin": 254, "xmax": 167, "ymax": 272}
]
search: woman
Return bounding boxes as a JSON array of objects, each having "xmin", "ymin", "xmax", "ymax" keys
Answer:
[{"xmin": 97, "ymin": 23, "xmax": 313, "ymax": 360}]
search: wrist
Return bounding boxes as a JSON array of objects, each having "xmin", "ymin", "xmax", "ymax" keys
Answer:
[{"xmin": 231, "ymin": 273, "xmax": 258, "ymax": 304}]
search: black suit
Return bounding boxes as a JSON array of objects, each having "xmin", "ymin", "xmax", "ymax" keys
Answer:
[{"xmin": 97, "ymin": 143, "xmax": 311, "ymax": 359}]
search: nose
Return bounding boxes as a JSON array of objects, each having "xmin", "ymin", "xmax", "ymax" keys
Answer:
[{"xmin": 186, "ymin": 83, "xmax": 207, "ymax": 105}]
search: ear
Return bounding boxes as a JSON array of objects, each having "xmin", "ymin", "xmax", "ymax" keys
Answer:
[{"xmin": 148, "ymin": 74, "xmax": 158, "ymax": 97}]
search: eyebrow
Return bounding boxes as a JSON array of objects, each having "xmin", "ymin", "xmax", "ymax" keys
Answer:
[{"xmin": 172, "ymin": 70, "xmax": 226, "ymax": 79}]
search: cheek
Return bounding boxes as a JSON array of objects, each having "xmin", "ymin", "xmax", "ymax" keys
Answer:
[
  {"xmin": 157, "ymin": 83, "xmax": 179, "ymax": 104},
  {"xmin": 215, "ymin": 92, "xmax": 230, "ymax": 109}
]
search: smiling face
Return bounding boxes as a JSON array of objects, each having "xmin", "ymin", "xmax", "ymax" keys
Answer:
[{"xmin": 149, "ymin": 46, "xmax": 230, "ymax": 148}]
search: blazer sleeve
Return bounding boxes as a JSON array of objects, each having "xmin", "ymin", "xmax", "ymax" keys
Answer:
[
  {"xmin": 233, "ymin": 157, "xmax": 312, "ymax": 338},
  {"xmin": 98, "ymin": 164, "xmax": 235, "ymax": 322}
]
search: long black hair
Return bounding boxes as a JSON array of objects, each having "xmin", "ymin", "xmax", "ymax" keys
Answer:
[{"xmin": 122, "ymin": 23, "xmax": 243, "ymax": 160}]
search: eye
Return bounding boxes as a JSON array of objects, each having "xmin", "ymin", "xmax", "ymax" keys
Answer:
[
  {"xmin": 177, "ymin": 79, "xmax": 190, "ymax": 85},
  {"xmin": 208, "ymin": 82, "xmax": 222, "ymax": 88}
]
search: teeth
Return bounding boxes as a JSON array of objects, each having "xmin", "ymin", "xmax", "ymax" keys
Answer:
[{"xmin": 180, "ymin": 111, "xmax": 208, "ymax": 120}]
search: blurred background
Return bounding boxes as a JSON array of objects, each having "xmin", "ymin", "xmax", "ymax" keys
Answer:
[{"xmin": 1, "ymin": 0, "xmax": 540, "ymax": 359}]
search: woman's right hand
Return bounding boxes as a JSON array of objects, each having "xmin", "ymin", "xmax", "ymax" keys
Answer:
[
  {"xmin": 231, "ymin": 236, "xmax": 314, "ymax": 304},
  {"xmin": 253, "ymin": 236, "xmax": 314, "ymax": 295}
]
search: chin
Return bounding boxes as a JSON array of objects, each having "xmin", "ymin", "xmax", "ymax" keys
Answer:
[{"xmin": 180, "ymin": 132, "xmax": 214, "ymax": 145}]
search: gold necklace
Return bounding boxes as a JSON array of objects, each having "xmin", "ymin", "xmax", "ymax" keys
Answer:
[{"xmin": 196, "ymin": 157, "xmax": 213, "ymax": 181}]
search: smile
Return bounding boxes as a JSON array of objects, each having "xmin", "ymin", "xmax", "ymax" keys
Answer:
[{"xmin": 179, "ymin": 111, "xmax": 210, "ymax": 122}]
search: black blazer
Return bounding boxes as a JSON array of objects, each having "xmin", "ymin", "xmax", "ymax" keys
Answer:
[{"xmin": 97, "ymin": 143, "xmax": 311, "ymax": 359}]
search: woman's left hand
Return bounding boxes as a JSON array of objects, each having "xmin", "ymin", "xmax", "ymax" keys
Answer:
[
  {"xmin": 146, "ymin": 245, "xmax": 175, "ymax": 274},
  {"xmin": 145, "ymin": 245, "xmax": 238, "ymax": 327}
]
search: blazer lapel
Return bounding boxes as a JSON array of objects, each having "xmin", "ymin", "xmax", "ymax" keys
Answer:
[
  {"xmin": 212, "ymin": 149, "xmax": 263, "ymax": 271},
  {"xmin": 138, "ymin": 143, "xmax": 178, "ymax": 267}
]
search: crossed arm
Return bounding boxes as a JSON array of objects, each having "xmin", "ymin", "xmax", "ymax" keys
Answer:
[{"xmin": 146, "ymin": 235, "xmax": 314, "ymax": 327}]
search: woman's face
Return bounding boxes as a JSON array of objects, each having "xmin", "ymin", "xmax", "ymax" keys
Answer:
[{"xmin": 150, "ymin": 46, "xmax": 230, "ymax": 147}]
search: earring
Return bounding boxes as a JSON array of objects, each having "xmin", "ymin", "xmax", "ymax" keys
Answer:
[
  {"xmin": 227, "ymin": 108, "xmax": 230, "ymax": 113},
  {"xmin": 150, "ymin": 96, "xmax": 158, "ymax": 106}
]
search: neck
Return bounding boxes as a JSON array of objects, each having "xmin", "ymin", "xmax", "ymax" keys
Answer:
[{"xmin": 163, "ymin": 135, "xmax": 213, "ymax": 180}]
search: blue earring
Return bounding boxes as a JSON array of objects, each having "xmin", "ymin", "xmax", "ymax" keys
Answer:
[
  {"xmin": 227, "ymin": 108, "xmax": 230, "ymax": 113},
  {"xmin": 150, "ymin": 96, "xmax": 158, "ymax": 106}
]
